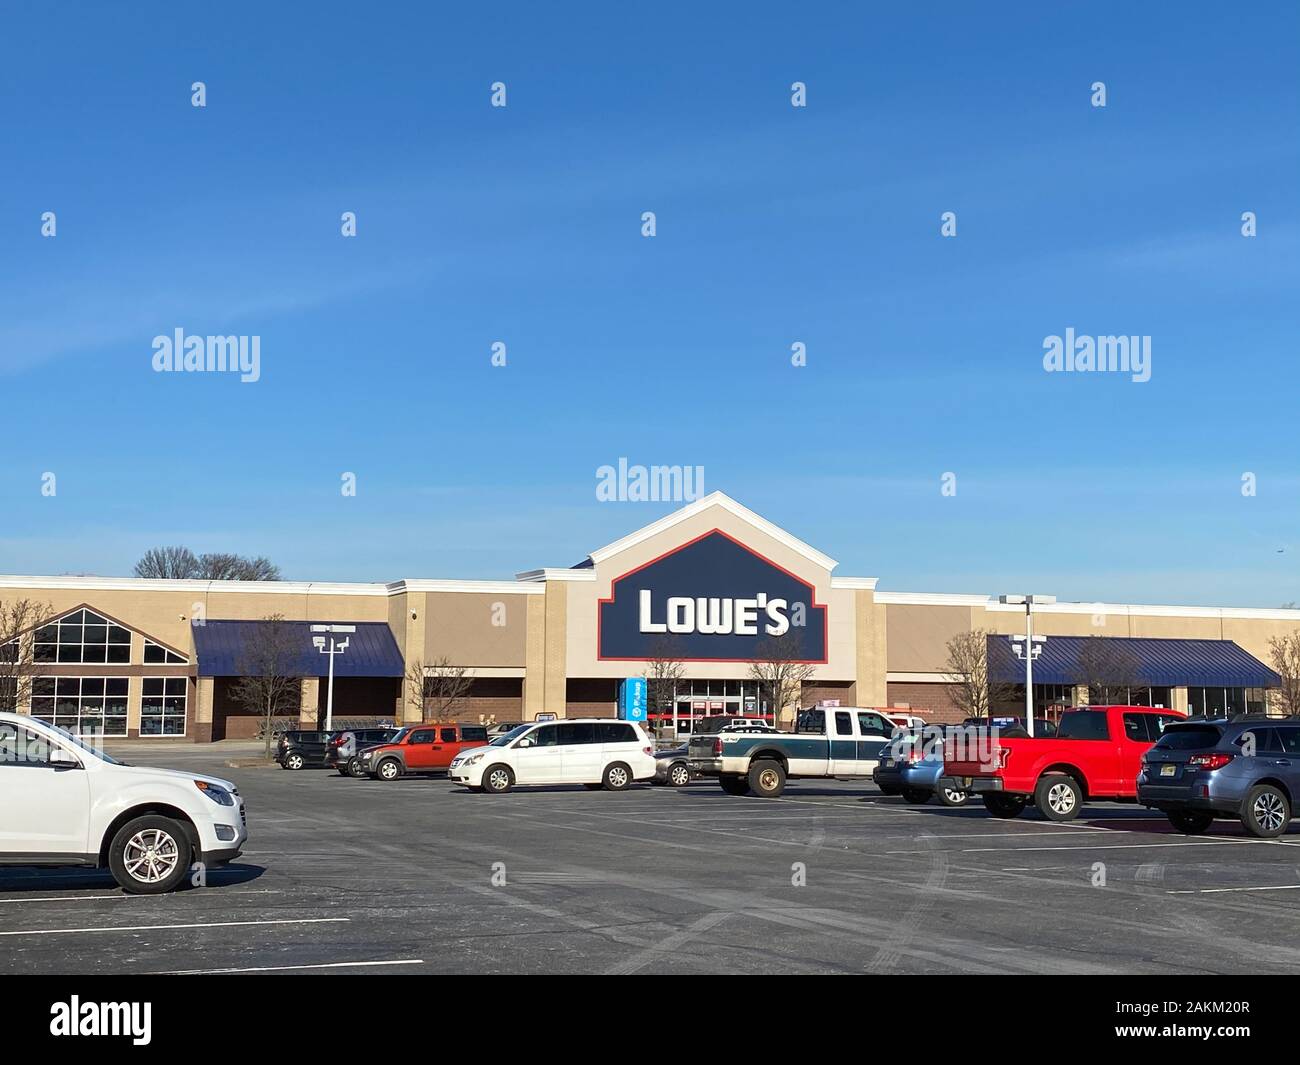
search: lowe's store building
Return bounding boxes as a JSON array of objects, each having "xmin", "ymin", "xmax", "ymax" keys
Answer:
[{"xmin": 0, "ymin": 492, "xmax": 1290, "ymax": 742}]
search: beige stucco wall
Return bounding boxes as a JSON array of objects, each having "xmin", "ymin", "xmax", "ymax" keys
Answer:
[
  {"xmin": 885, "ymin": 604, "xmax": 977, "ymax": 673},
  {"xmin": 421, "ymin": 591, "xmax": 528, "ymax": 666}
]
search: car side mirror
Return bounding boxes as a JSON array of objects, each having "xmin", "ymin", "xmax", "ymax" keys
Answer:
[
  {"xmin": 50, "ymin": 747, "xmax": 82, "ymax": 769},
  {"xmin": 517, "ymin": 738, "xmax": 534, "ymax": 748}
]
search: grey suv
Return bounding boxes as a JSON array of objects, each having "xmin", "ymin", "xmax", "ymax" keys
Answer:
[{"xmin": 1138, "ymin": 717, "xmax": 1300, "ymax": 837}]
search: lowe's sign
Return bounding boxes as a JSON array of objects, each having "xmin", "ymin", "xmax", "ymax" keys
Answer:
[{"xmin": 598, "ymin": 529, "xmax": 827, "ymax": 662}]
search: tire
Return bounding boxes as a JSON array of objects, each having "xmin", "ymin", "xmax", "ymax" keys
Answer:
[
  {"xmin": 284, "ymin": 752, "xmax": 305, "ymax": 771},
  {"xmin": 375, "ymin": 758, "xmax": 402, "ymax": 782},
  {"xmin": 483, "ymin": 764, "xmax": 514, "ymax": 794},
  {"xmin": 347, "ymin": 758, "xmax": 368, "ymax": 779},
  {"xmin": 719, "ymin": 775, "xmax": 750, "ymax": 796},
  {"xmin": 983, "ymin": 793, "xmax": 1027, "ymax": 819},
  {"xmin": 667, "ymin": 762, "xmax": 691, "ymax": 788},
  {"xmin": 1168, "ymin": 810, "xmax": 1215, "ymax": 835},
  {"xmin": 1035, "ymin": 774, "xmax": 1082, "ymax": 822},
  {"xmin": 748, "ymin": 759, "xmax": 786, "ymax": 798},
  {"xmin": 1241, "ymin": 784, "xmax": 1290, "ymax": 838},
  {"xmin": 108, "ymin": 815, "xmax": 193, "ymax": 895},
  {"xmin": 937, "ymin": 784, "xmax": 969, "ymax": 807},
  {"xmin": 603, "ymin": 762, "xmax": 633, "ymax": 791},
  {"xmin": 901, "ymin": 786, "xmax": 933, "ymax": 805}
]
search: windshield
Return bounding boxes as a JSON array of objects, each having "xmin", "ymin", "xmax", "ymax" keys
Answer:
[
  {"xmin": 40, "ymin": 720, "xmax": 123, "ymax": 764},
  {"xmin": 490, "ymin": 724, "xmax": 531, "ymax": 747}
]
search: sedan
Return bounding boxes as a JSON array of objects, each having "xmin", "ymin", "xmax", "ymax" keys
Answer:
[{"xmin": 654, "ymin": 746, "xmax": 695, "ymax": 787}]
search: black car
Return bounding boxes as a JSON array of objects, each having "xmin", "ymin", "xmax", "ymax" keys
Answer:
[{"xmin": 276, "ymin": 730, "xmax": 334, "ymax": 770}]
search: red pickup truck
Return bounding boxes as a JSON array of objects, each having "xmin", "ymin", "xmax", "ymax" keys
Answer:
[{"xmin": 944, "ymin": 705, "xmax": 1184, "ymax": 820}]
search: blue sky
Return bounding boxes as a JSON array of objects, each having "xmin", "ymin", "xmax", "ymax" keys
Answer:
[{"xmin": 1, "ymin": 1, "xmax": 1297, "ymax": 606}]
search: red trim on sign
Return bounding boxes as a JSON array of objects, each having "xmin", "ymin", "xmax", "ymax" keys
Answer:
[{"xmin": 595, "ymin": 527, "xmax": 829, "ymax": 664}]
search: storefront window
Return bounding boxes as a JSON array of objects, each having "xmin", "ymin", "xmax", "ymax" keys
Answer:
[
  {"xmin": 31, "ymin": 676, "xmax": 128, "ymax": 737},
  {"xmin": 141, "ymin": 677, "xmax": 187, "ymax": 736}
]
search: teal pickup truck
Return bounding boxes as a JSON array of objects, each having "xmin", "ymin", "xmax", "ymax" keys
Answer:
[{"xmin": 687, "ymin": 707, "xmax": 896, "ymax": 797}]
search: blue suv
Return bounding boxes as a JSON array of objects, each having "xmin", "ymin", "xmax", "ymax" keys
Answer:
[{"xmin": 1138, "ymin": 717, "xmax": 1300, "ymax": 838}]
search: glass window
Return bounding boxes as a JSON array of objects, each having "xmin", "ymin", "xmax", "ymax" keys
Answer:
[
  {"xmin": 140, "ymin": 676, "xmax": 186, "ymax": 737},
  {"xmin": 0, "ymin": 723, "xmax": 53, "ymax": 767},
  {"xmin": 796, "ymin": 709, "xmax": 826, "ymax": 735},
  {"xmin": 461, "ymin": 726, "xmax": 488, "ymax": 742},
  {"xmin": 595, "ymin": 722, "xmax": 635, "ymax": 743},
  {"xmin": 557, "ymin": 722, "xmax": 597, "ymax": 745},
  {"xmin": 143, "ymin": 639, "xmax": 188, "ymax": 664},
  {"xmin": 523, "ymin": 724, "xmax": 558, "ymax": 747},
  {"xmin": 834, "ymin": 711, "xmax": 853, "ymax": 735},
  {"xmin": 1233, "ymin": 728, "xmax": 1280, "ymax": 754},
  {"xmin": 410, "ymin": 730, "xmax": 435, "ymax": 744},
  {"xmin": 1154, "ymin": 725, "xmax": 1222, "ymax": 751},
  {"xmin": 1122, "ymin": 713, "xmax": 1150, "ymax": 742},
  {"xmin": 31, "ymin": 608, "xmax": 133, "ymax": 665},
  {"xmin": 440, "ymin": 727, "xmax": 458, "ymax": 742},
  {"xmin": 36, "ymin": 676, "xmax": 128, "ymax": 737},
  {"xmin": 1277, "ymin": 729, "xmax": 1300, "ymax": 755},
  {"xmin": 1057, "ymin": 711, "xmax": 1109, "ymax": 740}
]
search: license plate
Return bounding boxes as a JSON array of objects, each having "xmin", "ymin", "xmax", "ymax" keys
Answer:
[{"xmin": 1160, "ymin": 764, "xmax": 1176, "ymax": 777}]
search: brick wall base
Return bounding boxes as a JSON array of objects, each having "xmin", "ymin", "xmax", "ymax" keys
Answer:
[{"xmin": 886, "ymin": 682, "xmax": 967, "ymax": 724}]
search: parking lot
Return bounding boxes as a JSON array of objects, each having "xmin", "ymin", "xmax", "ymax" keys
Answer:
[{"xmin": 3, "ymin": 743, "xmax": 1300, "ymax": 975}]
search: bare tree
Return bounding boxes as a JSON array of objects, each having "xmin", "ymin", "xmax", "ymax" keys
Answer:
[
  {"xmin": 748, "ymin": 632, "xmax": 816, "ymax": 730},
  {"xmin": 1268, "ymin": 633, "xmax": 1300, "ymax": 717},
  {"xmin": 407, "ymin": 657, "xmax": 473, "ymax": 721},
  {"xmin": 0, "ymin": 598, "xmax": 53, "ymax": 712},
  {"xmin": 944, "ymin": 630, "xmax": 1015, "ymax": 722},
  {"xmin": 643, "ymin": 635, "xmax": 686, "ymax": 731},
  {"xmin": 134, "ymin": 546, "xmax": 199, "ymax": 579},
  {"xmin": 134, "ymin": 548, "xmax": 281, "ymax": 581},
  {"xmin": 1074, "ymin": 636, "xmax": 1145, "ymax": 705},
  {"xmin": 230, "ymin": 614, "xmax": 304, "ymax": 759}
]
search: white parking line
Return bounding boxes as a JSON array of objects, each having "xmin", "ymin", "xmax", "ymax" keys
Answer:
[
  {"xmin": 948, "ymin": 838, "xmax": 1300, "ymax": 854},
  {"xmin": 153, "ymin": 958, "xmax": 423, "ymax": 974},
  {"xmin": 1167, "ymin": 884, "xmax": 1300, "ymax": 895},
  {"xmin": 0, "ymin": 889, "xmax": 284, "ymax": 905},
  {"xmin": 0, "ymin": 917, "xmax": 349, "ymax": 937}
]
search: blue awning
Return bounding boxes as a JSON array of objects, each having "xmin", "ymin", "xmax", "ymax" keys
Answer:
[
  {"xmin": 193, "ymin": 620, "xmax": 404, "ymax": 678},
  {"xmin": 988, "ymin": 635, "xmax": 1280, "ymax": 688}
]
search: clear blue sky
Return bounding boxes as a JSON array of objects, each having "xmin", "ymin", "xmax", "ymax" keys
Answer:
[{"xmin": 2, "ymin": 1, "xmax": 1297, "ymax": 606}]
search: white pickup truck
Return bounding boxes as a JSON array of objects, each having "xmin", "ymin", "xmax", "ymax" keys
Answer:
[
  {"xmin": 0, "ymin": 712, "xmax": 248, "ymax": 894},
  {"xmin": 688, "ymin": 706, "xmax": 896, "ymax": 797}
]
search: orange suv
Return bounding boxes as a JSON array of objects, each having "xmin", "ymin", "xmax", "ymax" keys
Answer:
[{"xmin": 356, "ymin": 723, "xmax": 489, "ymax": 781}]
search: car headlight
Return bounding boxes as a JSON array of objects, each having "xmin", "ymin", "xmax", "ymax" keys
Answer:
[
  {"xmin": 362, "ymin": 751, "xmax": 374, "ymax": 760},
  {"xmin": 195, "ymin": 780, "xmax": 234, "ymax": 806},
  {"xmin": 463, "ymin": 752, "xmax": 486, "ymax": 766}
]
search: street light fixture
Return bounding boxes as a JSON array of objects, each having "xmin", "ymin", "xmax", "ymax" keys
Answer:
[
  {"xmin": 998, "ymin": 595, "xmax": 1056, "ymax": 737},
  {"xmin": 310, "ymin": 624, "xmax": 356, "ymax": 732}
]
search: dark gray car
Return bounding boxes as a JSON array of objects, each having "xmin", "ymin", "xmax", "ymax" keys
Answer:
[{"xmin": 1138, "ymin": 717, "xmax": 1300, "ymax": 837}]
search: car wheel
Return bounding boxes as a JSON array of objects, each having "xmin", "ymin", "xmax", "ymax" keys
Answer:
[
  {"xmin": 747, "ymin": 759, "xmax": 786, "ymax": 798},
  {"xmin": 285, "ymin": 752, "xmax": 305, "ymax": 771},
  {"xmin": 375, "ymin": 759, "xmax": 401, "ymax": 781},
  {"xmin": 982, "ymin": 793, "xmax": 1027, "ymax": 819},
  {"xmin": 1035, "ymin": 774, "xmax": 1082, "ymax": 821},
  {"xmin": 108, "ymin": 815, "xmax": 192, "ymax": 895},
  {"xmin": 348, "ymin": 758, "xmax": 368, "ymax": 779},
  {"xmin": 719, "ymin": 775, "xmax": 750, "ymax": 796},
  {"xmin": 667, "ymin": 762, "xmax": 691, "ymax": 788},
  {"xmin": 1241, "ymin": 784, "xmax": 1290, "ymax": 838},
  {"xmin": 603, "ymin": 762, "xmax": 632, "ymax": 791},
  {"xmin": 483, "ymin": 764, "xmax": 514, "ymax": 794},
  {"xmin": 937, "ymin": 784, "xmax": 969, "ymax": 807},
  {"xmin": 901, "ymin": 786, "xmax": 932, "ymax": 805},
  {"xmin": 1168, "ymin": 810, "xmax": 1215, "ymax": 835}
]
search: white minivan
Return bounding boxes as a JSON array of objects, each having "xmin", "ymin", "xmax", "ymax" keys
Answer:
[
  {"xmin": 449, "ymin": 718, "xmax": 656, "ymax": 793},
  {"xmin": 0, "ymin": 712, "xmax": 247, "ymax": 894}
]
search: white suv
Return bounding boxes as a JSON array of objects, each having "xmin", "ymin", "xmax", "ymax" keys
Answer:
[
  {"xmin": 0, "ymin": 712, "xmax": 247, "ymax": 894},
  {"xmin": 450, "ymin": 718, "xmax": 656, "ymax": 793}
]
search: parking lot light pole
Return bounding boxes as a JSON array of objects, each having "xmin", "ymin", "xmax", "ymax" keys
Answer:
[
  {"xmin": 311, "ymin": 624, "xmax": 356, "ymax": 732},
  {"xmin": 999, "ymin": 595, "xmax": 1055, "ymax": 737}
]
